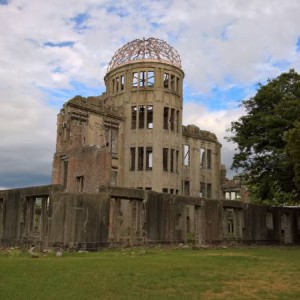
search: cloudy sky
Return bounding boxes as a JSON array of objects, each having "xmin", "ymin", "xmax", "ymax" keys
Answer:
[{"xmin": 1, "ymin": 0, "xmax": 300, "ymax": 189}]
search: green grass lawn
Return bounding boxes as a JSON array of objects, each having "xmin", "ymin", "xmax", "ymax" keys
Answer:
[{"xmin": 0, "ymin": 247, "xmax": 299, "ymax": 300}]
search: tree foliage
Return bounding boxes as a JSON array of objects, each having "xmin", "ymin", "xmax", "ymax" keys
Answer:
[{"xmin": 227, "ymin": 70, "xmax": 300, "ymax": 204}]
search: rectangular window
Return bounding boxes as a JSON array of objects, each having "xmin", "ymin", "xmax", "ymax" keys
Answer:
[
  {"xmin": 148, "ymin": 71, "xmax": 154, "ymax": 87},
  {"xmin": 176, "ymin": 150, "xmax": 179, "ymax": 173},
  {"xmin": 140, "ymin": 71, "xmax": 146, "ymax": 87},
  {"xmin": 207, "ymin": 149, "xmax": 212, "ymax": 169},
  {"xmin": 131, "ymin": 106, "xmax": 137, "ymax": 129},
  {"xmin": 130, "ymin": 147, "xmax": 136, "ymax": 171},
  {"xmin": 170, "ymin": 108, "xmax": 175, "ymax": 131},
  {"xmin": 138, "ymin": 147, "xmax": 144, "ymax": 170},
  {"xmin": 120, "ymin": 75, "xmax": 124, "ymax": 90},
  {"xmin": 162, "ymin": 188, "xmax": 168, "ymax": 193},
  {"xmin": 111, "ymin": 128, "xmax": 118, "ymax": 154},
  {"xmin": 112, "ymin": 79, "xmax": 115, "ymax": 93},
  {"xmin": 200, "ymin": 182, "xmax": 206, "ymax": 197},
  {"xmin": 184, "ymin": 145, "xmax": 189, "ymax": 166},
  {"xmin": 116, "ymin": 77, "xmax": 120, "ymax": 92},
  {"xmin": 170, "ymin": 189, "xmax": 174, "ymax": 194},
  {"xmin": 163, "ymin": 148, "xmax": 168, "ymax": 171},
  {"xmin": 170, "ymin": 74, "xmax": 175, "ymax": 90},
  {"xmin": 147, "ymin": 105, "xmax": 153, "ymax": 128},
  {"xmin": 176, "ymin": 77, "xmax": 180, "ymax": 92},
  {"xmin": 146, "ymin": 147, "xmax": 153, "ymax": 170},
  {"xmin": 200, "ymin": 148, "xmax": 205, "ymax": 168},
  {"xmin": 132, "ymin": 72, "xmax": 138, "ymax": 87},
  {"xmin": 145, "ymin": 187, "xmax": 152, "ymax": 191},
  {"xmin": 139, "ymin": 105, "xmax": 145, "ymax": 129},
  {"xmin": 63, "ymin": 160, "xmax": 68, "ymax": 188},
  {"xmin": 170, "ymin": 149, "xmax": 174, "ymax": 173},
  {"xmin": 76, "ymin": 176, "xmax": 84, "ymax": 192},
  {"xmin": 176, "ymin": 110, "xmax": 180, "ymax": 132},
  {"xmin": 163, "ymin": 107, "xmax": 169, "ymax": 130},
  {"xmin": 105, "ymin": 127, "xmax": 118, "ymax": 154},
  {"xmin": 184, "ymin": 180, "xmax": 190, "ymax": 195},
  {"xmin": 163, "ymin": 73, "xmax": 169, "ymax": 88}
]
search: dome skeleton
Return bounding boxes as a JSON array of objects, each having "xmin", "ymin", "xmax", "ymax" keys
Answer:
[{"xmin": 107, "ymin": 37, "xmax": 181, "ymax": 72}]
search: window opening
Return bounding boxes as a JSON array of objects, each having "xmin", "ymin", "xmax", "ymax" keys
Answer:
[
  {"xmin": 76, "ymin": 176, "xmax": 84, "ymax": 192},
  {"xmin": 131, "ymin": 106, "xmax": 137, "ymax": 129},
  {"xmin": 207, "ymin": 149, "xmax": 212, "ymax": 169},
  {"xmin": 132, "ymin": 72, "xmax": 138, "ymax": 87},
  {"xmin": 176, "ymin": 110, "xmax": 180, "ymax": 132},
  {"xmin": 171, "ymin": 74, "xmax": 175, "ymax": 90},
  {"xmin": 176, "ymin": 77, "xmax": 180, "ymax": 92},
  {"xmin": 207, "ymin": 183, "xmax": 212, "ymax": 198},
  {"xmin": 163, "ymin": 107, "xmax": 169, "ymax": 130},
  {"xmin": 130, "ymin": 147, "xmax": 136, "ymax": 171},
  {"xmin": 147, "ymin": 105, "xmax": 153, "ymax": 128},
  {"xmin": 201, "ymin": 148, "xmax": 206, "ymax": 168},
  {"xmin": 170, "ymin": 149, "xmax": 174, "ymax": 173},
  {"xmin": 163, "ymin": 73, "xmax": 169, "ymax": 88},
  {"xmin": 200, "ymin": 182, "xmax": 206, "ymax": 197},
  {"xmin": 184, "ymin": 145, "xmax": 189, "ymax": 166},
  {"xmin": 139, "ymin": 105, "xmax": 145, "ymax": 129},
  {"xmin": 112, "ymin": 79, "xmax": 115, "ymax": 93},
  {"xmin": 176, "ymin": 150, "xmax": 179, "ymax": 173},
  {"xmin": 162, "ymin": 188, "xmax": 168, "ymax": 193},
  {"xmin": 163, "ymin": 148, "xmax": 168, "ymax": 171},
  {"xmin": 184, "ymin": 181, "xmax": 190, "ymax": 195},
  {"xmin": 138, "ymin": 147, "xmax": 144, "ymax": 170},
  {"xmin": 170, "ymin": 108, "xmax": 175, "ymax": 131},
  {"xmin": 111, "ymin": 128, "xmax": 118, "ymax": 154},
  {"xmin": 147, "ymin": 71, "xmax": 154, "ymax": 87},
  {"xmin": 33, "ymin": 198, "xmax": 42, "ymax": 238},
  {"xmin": 140, "ymin": 71, "xmax": 146, "ymax": 87},
  {"xmin": 63, "ymin": 160, "xmax": 68, "ymax": 188},
  {"xmin": 146, "ymin": 147, "xmax": 153, "ymax": 170},
  {"xmin": 228, "ymin": 219, "xmax": 234, "ymax": 234},
  {"xmin": 116, "ymin": 76, "xmax": 120, "ymax": 92},
  {"xmin": 176, "ymin": 213, "xmax": 182, "ymax": 227},
  {"xmin": 120, "ymin": 75, "xmax": 124, "ymax": 90}
]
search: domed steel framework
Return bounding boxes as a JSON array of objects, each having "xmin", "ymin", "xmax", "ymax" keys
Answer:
[{"xmin": 107, "ymin": 37, "xmax": 181, "ymax": 72}]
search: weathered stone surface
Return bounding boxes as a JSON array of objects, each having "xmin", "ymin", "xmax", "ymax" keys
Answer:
[{"xmin": 1, "ymin": 185, "xmax": 299, "ymax": 249}]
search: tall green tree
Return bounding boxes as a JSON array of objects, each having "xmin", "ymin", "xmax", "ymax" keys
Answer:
[{"xmin": 227, "ymin": 70, "xmax": 300, "ymax": 205}]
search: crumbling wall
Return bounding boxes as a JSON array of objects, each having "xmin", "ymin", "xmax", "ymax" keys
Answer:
[
  {"xmin": 0, "ymin": 186, "xmax": 299, "ymax": 248},
  {"xmin": 0, "ymin": 185, "xmax": 62, "ymax": 248},
  {"xmin": 52, "ymin": 146, "xmax": 111, "ymax": 193},
  {"xmin": 48, "ymin": 192, "xmax": 110, "ymax": 250}
]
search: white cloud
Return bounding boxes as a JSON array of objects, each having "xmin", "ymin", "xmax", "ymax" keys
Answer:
[{"xmin": 0, "ymin": 0, "xmax": 299, "ymax": 187}]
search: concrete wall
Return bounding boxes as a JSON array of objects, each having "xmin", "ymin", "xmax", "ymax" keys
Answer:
[{"xmin": 1, "ymin": 185, "xmax": 299, "ymax": 249}]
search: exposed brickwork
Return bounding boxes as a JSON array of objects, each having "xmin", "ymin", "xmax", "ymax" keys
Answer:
[{"xmin": 52, "ymin": 146, "xmax": 112, "ymax": 193}]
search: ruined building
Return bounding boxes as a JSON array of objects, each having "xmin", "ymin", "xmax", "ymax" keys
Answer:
[
  {"xmin": 1, "ymin": 38, "xmax": 299, "ymax": 249},
  {"xmin": 52, "ymin": 38, "xmax": 222, "ymax": 198}
]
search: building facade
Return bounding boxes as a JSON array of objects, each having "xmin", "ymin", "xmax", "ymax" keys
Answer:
[{"xmin": 52, "ymin": 38, "xmax": 223, "ymax": 198}]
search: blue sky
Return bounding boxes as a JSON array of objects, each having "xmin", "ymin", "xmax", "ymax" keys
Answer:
[{"xmin": 0, "ymin": 0, "xmax": 300, "ymax": 188}]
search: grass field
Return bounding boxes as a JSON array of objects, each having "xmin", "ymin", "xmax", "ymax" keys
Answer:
[{"xmin": 0, "ymin": 246, "xmax": 299, "ymax": 300}]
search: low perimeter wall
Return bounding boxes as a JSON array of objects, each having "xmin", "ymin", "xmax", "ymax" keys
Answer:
[{"xmin": 0, "ymin": 185, "xmax": 299, "ymax": 250}]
